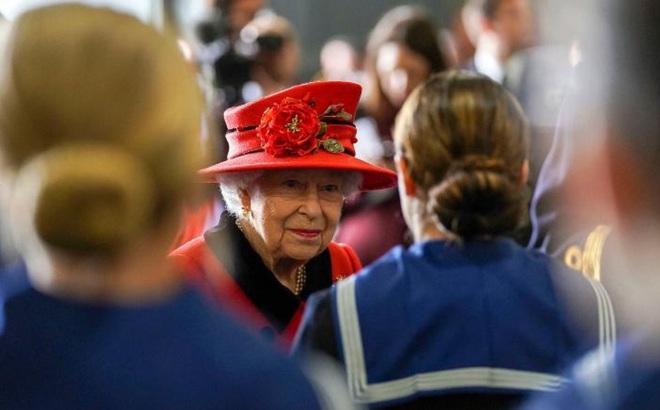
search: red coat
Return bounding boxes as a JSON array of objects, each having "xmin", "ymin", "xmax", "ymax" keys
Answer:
[{"xmin": 170, "ymin": 227, "xmax": 361, "ymax": 350}]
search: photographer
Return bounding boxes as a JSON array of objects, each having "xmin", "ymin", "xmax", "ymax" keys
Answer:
[{"xmin": 196, "ymin": 0, "xmax": 265, "ymax": 110}]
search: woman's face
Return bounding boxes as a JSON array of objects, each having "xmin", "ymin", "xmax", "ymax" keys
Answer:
[
  {"xmin": 241, "ymin": 169, "xmax": 346, "ymax": 263},
  {"xmin": 376, "ymin": 42, "xmax": 432, "ymax": 109}
]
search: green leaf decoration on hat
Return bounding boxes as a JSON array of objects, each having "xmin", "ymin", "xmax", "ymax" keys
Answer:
[
  {"xmin": 320, "ymin": 103, "xmax": 353, "ymax": 122},
  {"xmin": 322, "ymin": 138, "xmax": 345, "ymax": 153}
]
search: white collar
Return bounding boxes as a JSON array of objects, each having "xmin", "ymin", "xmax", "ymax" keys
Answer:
[{"xmin": 474, "ymin": 49, "xmax": 505, "ymax": 83}]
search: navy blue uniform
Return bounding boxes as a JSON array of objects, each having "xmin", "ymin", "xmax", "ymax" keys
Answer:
[
  {"xmin": 294, "ymin": 239, "xmax": 615, "ymax": 409},
  {"xmin": 0, "ymin": 280, "xmax": 335, "ymax": 410},
  {"xmin": 523, "ymin": 336, "xmax": 660, "ymax": 410}
]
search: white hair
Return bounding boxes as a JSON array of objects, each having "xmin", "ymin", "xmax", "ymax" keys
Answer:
[{"xmin": 218, "ymin": 170, "xmax": 264, "ymax": 216}]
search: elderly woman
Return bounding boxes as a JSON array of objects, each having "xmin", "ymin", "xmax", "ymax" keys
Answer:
[
  {"xmin": 171, "ymin": 80, "xmax": 397, "ymax": 347},
  {"xmin": 0, "ymin": 5, "xmax": 351, "ymax": 408},
  {"xmin": 292, "ymin": 71, "xmax": 615, "ymax": 409}
]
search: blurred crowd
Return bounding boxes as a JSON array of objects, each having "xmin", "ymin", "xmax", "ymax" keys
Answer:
[{"xmin": 1, "ymin": 0, "xmax": 659, "ymax": 408}]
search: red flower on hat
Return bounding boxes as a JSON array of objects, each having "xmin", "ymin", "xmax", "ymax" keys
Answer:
[
  {"xmin": 257, "ymin": 97, "xmax": 353, "ymax": 157},
  {"xmin": 258, "ymin": 97, "xmax": 322, "ymax": 157}
]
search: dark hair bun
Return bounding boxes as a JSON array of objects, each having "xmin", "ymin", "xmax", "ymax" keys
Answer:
[{"xmin": 428, "ymin": 156, "xmax": 523, "ymax": 240}]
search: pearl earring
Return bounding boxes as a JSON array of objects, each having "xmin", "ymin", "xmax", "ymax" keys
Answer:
[{"xmin": 241, "ymin": 207, "xmax": 249, "ymax": 218}]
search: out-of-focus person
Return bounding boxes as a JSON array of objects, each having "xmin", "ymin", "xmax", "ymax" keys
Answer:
[
  {"xmin": 359, "ymin": 5, "xmax": 448, "ymax": 161},
  {"xmin": 440, "ymin": 2, "xmax": 477, "ymax": 68},
  {"xmin": 524, "ymin": 7, "xmax": 606, "ymax": 261},
  {"xmin": 195, "ymin": 0, "xmax": 265, "ymax": 109},
  {"xmin": 191, "ymin": 0, "xmax": 267, "ymax": 167},
  {"xmin": 293, "ymin": 70, "xmax": 614, "ymax": 410},
  {"xmin": 238, "ymin": 11, "xmax": 300, "ymax": 101},
  {"xmin": 522, "ymin": 0, "xmax": 660, "ymax": 407},
  {"xmin": 313, "ymin": 35, "xmax": 364, "ymax": 84},
  {"xmin": 170, "ymin": 81, "xmax": 397, "ymax": 349},
  {"xmin": 498, "ymin": 0, "xmax": 577, "ymax": 204},
  {"xmin": 0, "ymin": 5, "xmax": 352, "ymax": 409},
  {"xmin": 503, "ymin": 44, "xmax": 573, "ymax": 191},
  {"xmin": 335, "ymin": 5, "xmax": 449, "ymax": 266},
  {"xmin": 525, "ymin": 59, "xmax": 610, "ymax": 268},
  {"xmin": 462, "ymin": 0, "xmax": 535, "ymax": 83}
]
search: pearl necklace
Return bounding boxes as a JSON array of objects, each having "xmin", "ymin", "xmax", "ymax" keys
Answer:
[{"xmin": 294, "ymin": 265, "xmax": 306, "ymax": 296}]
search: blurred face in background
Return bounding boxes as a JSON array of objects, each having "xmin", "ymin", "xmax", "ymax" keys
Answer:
[
  {"xmin": 243, "ymin": 13, "xmax": 299, "ymax": 87},
  {"xmin": 221, "ymin": 0, "xmax": 264, "ymax": 33},
  {"xmin": 320, "ymin": 39, "xmax": 359, "ymax": 81},
  {"xmin": 376, "ymin": 41, "xmax": 432, "ymax": 109},
  {"xmin": 268, "ymin": 32, "xmax": 299, "ymax": 84},
  {"xmin": 491, "ymin": 0, "xmax": 534, "ymax": 53}
]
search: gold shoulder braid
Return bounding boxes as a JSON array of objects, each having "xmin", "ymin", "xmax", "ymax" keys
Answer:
[{"xmin": 564, "ymin": 225, "xmax": 612, "ymax": 281}]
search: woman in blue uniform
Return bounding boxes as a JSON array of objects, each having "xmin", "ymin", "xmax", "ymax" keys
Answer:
[
  {"xmin": 293, "ymin": 70, "xmax": 615, "ymax": 409},
  {"xmin": 0, "ymin": 5, "xmax": 351, "ymax": 409}
]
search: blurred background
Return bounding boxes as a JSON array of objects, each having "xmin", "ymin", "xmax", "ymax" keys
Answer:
[
  {"xmin": 165, "ymin": 0, "xmax": 462, "ymax": 80},
  {"xmin": 0, "ymin": 1, "xmax": 454, "ymax": 70},
  {"xmin": 239, "ymin": 0, "xmax": 461, "ymax": 80}
]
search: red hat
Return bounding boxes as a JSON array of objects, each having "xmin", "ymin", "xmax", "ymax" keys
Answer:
[{"xmin": 199, "ymin": 81, "xmax": 397, "ymax": 191}]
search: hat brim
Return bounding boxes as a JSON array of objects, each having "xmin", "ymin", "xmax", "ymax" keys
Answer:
[{"xmin": 198, "ymin": 150, "xmax": 398, "ymax": 191}]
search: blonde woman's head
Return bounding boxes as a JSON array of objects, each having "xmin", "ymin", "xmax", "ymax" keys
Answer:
[{"xmin": 0, "ymin": 4, "xmax": 205, "ymax": 255}]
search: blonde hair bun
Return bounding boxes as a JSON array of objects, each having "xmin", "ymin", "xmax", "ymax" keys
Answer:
[{"xmin": 14, "ymin": 144, "xmax": 155, "ymax": 253}]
